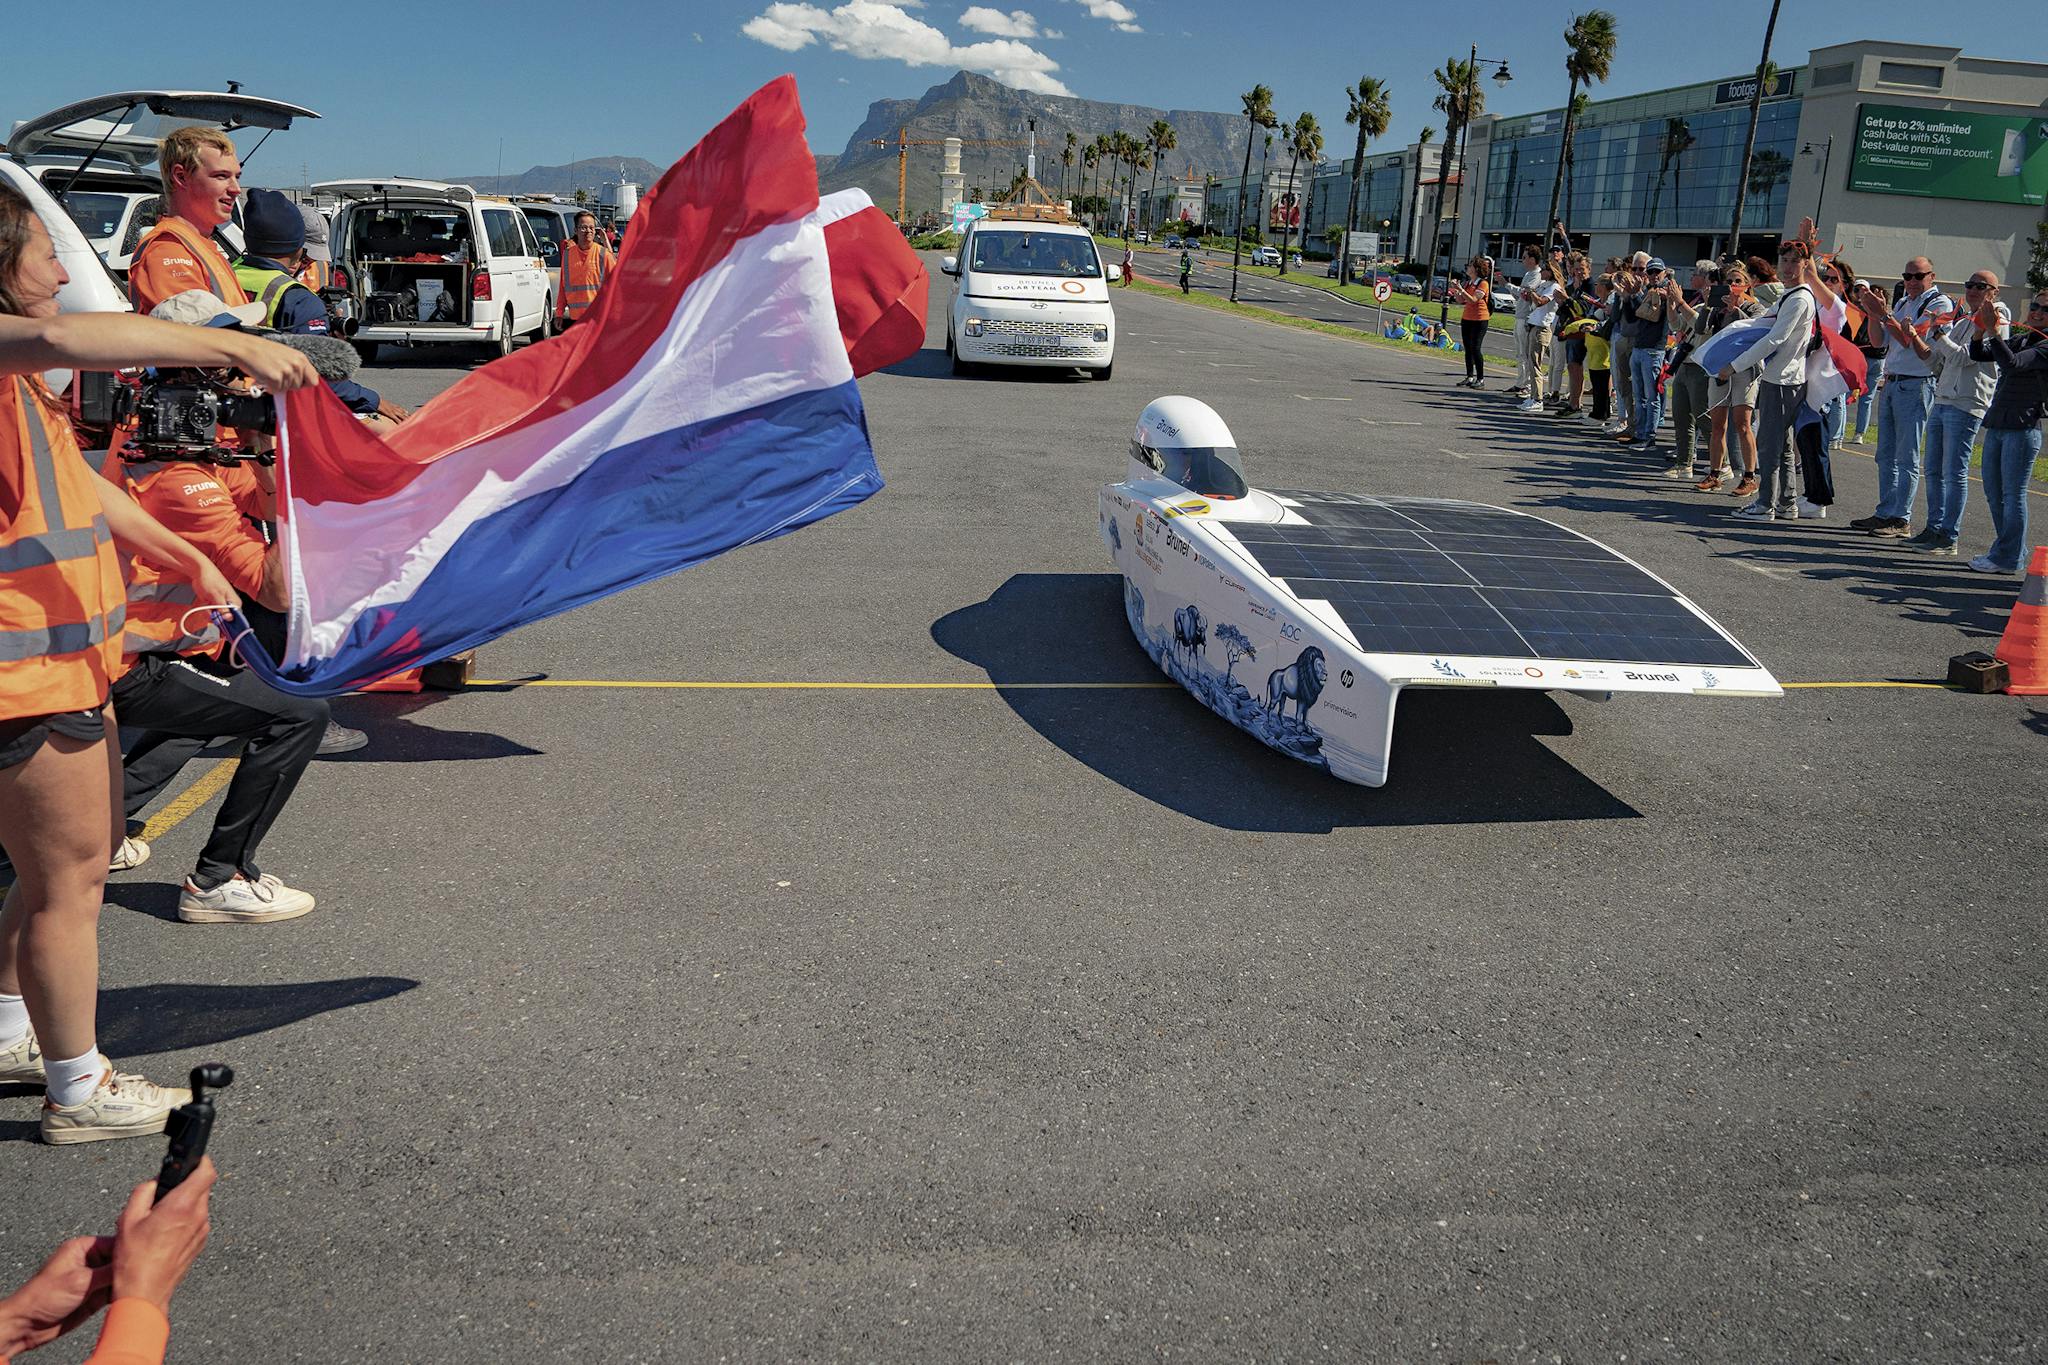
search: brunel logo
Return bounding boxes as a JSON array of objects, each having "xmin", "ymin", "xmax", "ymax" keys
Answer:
[{"xmin": 1624, "ymin": 670, "xmax": 1680, "ymax": 682}]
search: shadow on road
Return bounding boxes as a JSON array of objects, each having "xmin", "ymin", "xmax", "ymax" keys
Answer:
[
  {"xmin": 880, "ymin": 346, "xmax": 1100, "ymax": 384},
  {"xmin": 319, "ymin": 692, "xmax": 545, "ymax": 764},
  {"xmin": 0, "ymin": 976, "xmax": 418, "ymax": 1139},
  {"xmin": 932, "ymin": 572, "xmax": 1638, "ymax": 832}
]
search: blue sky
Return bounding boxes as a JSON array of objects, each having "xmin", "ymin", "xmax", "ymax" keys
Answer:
[{"xmin": 3, "ymin": 0, "xmax": 2030, "ymax": 185}]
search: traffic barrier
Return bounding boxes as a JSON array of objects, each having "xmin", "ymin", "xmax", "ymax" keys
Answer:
[
  {"xmin": 1993, "ymin": 546, "xmax": 2047, "ymax": 695},
  {"xmin": 354, "ymin": 649, "xmax": 478, "ymax": 695}
]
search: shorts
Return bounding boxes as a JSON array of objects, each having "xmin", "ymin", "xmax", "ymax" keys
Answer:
[
  {"xmin": 0, "ymin": 704, "xmax": 108, "ymax": 771},
  {"xmin": 1710, "ymin": 370, "xmax": 1761, "ymax": 410}
]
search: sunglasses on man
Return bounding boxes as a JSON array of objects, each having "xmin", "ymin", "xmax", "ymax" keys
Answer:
[{"xmin": 1901, "ymin": 269, "xmax": 1932, "ymax": 280}]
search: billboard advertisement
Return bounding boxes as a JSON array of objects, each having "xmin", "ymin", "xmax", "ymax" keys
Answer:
[{"xmin": 1848, "ymin": 103, "xmax": 2048, "ymax": 206}]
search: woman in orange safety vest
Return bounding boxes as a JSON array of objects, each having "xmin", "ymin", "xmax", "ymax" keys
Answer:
[
  {"xmin": 0, "ymin": 183, "xmax": 318, "ymax": 1147},
  {"xmin": 556, "ymin": 211, "xmax": 617, "ymax": 323}
]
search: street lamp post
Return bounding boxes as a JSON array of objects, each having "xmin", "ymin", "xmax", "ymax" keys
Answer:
[
  {"xmin": 1437, "ymin": 50, "xmax": 1512, "ymax": 335},
  {"xmin": 1801, "ymin": 135, "xmax": 1834, "ymax": 243}
]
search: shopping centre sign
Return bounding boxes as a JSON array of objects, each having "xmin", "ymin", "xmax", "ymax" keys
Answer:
[{"xmin": 1849, "ymin": 103, "xmax": 2048, "ymax": 206}]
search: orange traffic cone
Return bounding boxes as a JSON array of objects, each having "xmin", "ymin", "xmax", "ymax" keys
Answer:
[{"xmin": 1994, "ymin": 546, "xmax": 2048, "ymax": 695}]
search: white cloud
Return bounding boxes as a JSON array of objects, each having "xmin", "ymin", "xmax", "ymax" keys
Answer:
[
  {"xmin": 742, "ymin": 0, "xmax": 1075, "ymax": 94},
  {"xmin": 1067, "ymin": 0, "xmax": 1140, "ymax": 32},
  {"xmin": 960, "ymin": 6, "xmax": 1039, "ymax": 37}
]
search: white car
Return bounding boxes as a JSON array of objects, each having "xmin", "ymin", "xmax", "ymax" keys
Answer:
[
  {"xmin": 941, "ymin": 216, "xmax": 1116, "ymax": 380},
  {"xmin": 6, "ymin": 89, "xmax": 320, "ymax": 279},
  {"xmin": 1249, "ymin": 246, "xmax": 1281, "ymax": 267},
  {"xmin": 320, "ymin": 178, "xmax": 553, "ymax": 361}
]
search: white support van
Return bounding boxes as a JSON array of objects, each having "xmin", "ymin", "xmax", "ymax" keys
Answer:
[
  {"xmin": 941, "ymin": 214, "xmax": 1117, "ymax": 380},
  {"xmin": 318, "ymin": 179, "xmax": 552, "ymax": 361}
]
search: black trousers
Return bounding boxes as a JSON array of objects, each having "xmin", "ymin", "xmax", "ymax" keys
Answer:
[
  {"xmin": 1460, "ymin": 320, "xmax": 1488, "ymax": 380},
  {"xmin": 115, "ymin": 647, "xmax": 326, "ymax": 888}
]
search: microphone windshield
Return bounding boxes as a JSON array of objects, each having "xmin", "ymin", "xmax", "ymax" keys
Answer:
[{"xmin": 257, "ymin": 330, "xmax": 361, "ymax": 384}]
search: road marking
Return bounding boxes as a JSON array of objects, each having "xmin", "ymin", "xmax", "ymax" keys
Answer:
[
  {"xmin": 1731, "ymin": 558, "xmax": 1792, "ymax": 580},
  {"xmin": 1784, "ymin": 681, "xmax": 1956, "ymax": 690},
  {"xmin": 1206, "ymin": 361, "xmax": 1254, "ymax": 367},
  {"xmin": 137, "ymin": 757, "xmax": 239, "ymax": 843},
  {"xmin": 1438, "ymin": 448, "xmax": 1468, "ymax": 461},
  {"xmin": 1295, "ymin": 394, "xmax": 1354, "ymax": 402}
]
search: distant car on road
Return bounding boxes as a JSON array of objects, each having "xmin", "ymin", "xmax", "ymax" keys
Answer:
[
  {"xmin": 1489, "ymin": 285, "xmax": 1517, "ymax": 312},
  {"xmin": 1250, "ymin": 246, "xmax": 1281, "ymax": 267},
  {"xmin": 1135, "ymin": 231, "xmax": 1151, "ymax": 244},
  {"xmin": 1163, "ymin": 235, "xmax": 1182, "ymax": 249},
  {"xmin": 1392, "ymin": 273, "xmax": 1422, "ymax": 295}
]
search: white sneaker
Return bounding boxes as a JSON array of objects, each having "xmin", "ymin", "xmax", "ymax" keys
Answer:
[
  {"xmin": 41, "ymin": 1061, "xmax": 189, "ymax": 1145},
  {"xmin": 0, "ymin": 1027, "xmax": 42, "ymax": 1084},
  {"xmin": 1796, "ymin": 498, "xmax": 1828, "ymax": 520},
  {"xmin": 1968, "ymin": 555, "xmax": 2014, "ymax": 574},
  {"xmin": 1730, "ymin": 502, "xmax": 1777, "ymax": 522},
  {"xmin": 109, "ymin": 836, "xmax": 150, "ymax": 872},
  {"xmin": 1776, "ymin": 502, "xmax": 1800, "ymax": 521},
  {"xmin": 178, "ymin": 872, "xmax": 316, "ymax": 924},
  {"xmin": 1518, "ymin": 399, "xmax": 1542, "ymax": 413}
]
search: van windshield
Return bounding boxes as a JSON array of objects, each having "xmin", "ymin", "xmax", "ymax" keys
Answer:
[{"xmin": 968, "ymin": 231, "xmax": 1101, "ymax": 279}]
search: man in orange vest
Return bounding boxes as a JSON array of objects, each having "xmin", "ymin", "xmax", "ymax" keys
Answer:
[
  {"xmin": 129, "ymin": 127, "xmax": 250, "ymax": 318},
  {"xmin": 556, "ymin": 211, "xmax": 616, "ymax": 325}
]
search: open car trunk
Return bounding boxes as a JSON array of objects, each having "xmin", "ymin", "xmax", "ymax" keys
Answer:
[{"xmin": 341, "ymin": 201, "xmax": 475, "ymax": 328}]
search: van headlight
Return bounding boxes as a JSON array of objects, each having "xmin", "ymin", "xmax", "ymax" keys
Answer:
[
  {"xmin": 963, "ymin": 317, "xmax": 986, "ymax": 337},
  {"xmin": 1093, "ymin": 326, "xmax": 1110, "ymax": 343}
]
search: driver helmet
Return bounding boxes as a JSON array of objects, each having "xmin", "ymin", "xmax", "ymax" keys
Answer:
[{"xmin": 1130, "ymin": 396, "xmax": 1245, "ymax": 496}]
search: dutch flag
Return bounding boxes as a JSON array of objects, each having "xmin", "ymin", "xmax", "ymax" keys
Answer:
[{"xmin": 240, "ymin": 77, "xmax": 926, "ymax": 695}]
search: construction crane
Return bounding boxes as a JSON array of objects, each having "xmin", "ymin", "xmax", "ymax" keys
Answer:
[{"xmin": 865, "ymin": 126, "xmax": 1033, "ymax": 224}]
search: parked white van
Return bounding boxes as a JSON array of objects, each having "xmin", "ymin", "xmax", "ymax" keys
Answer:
[
  {"xmin": 941, "ymin": 216, "xmax": 1116, "ymax": 380},
  {"xmin": 319, "ymin": 179, "xmax": 552, "ymax": 361}
]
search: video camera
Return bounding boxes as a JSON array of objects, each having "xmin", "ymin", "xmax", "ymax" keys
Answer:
[{"xmin": 73, "ymin": 368, "xmax": 277, "ymax": 465}]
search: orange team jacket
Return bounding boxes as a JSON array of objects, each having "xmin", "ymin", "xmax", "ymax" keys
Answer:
[
  {"xmin": 128, "ymin": 217, "xmax": 249, "ymax": 317},
  {"xmin": 106, "ymin": 455, "xmax": 271, "ymax": 608},
  {"xmin": 81, "ymin": 1299, "xmax": 170, "ymax": 1365}
]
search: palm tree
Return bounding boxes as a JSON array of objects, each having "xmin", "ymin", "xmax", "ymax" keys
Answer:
[
  {"xmin": 1645, "ymin": 116, "xmax": 1695, "ymax": 228},
  {"xmin": 1119, "ymin": 132, "xmax": 1151, "ymax": 242},
  {"xmin": 1423, "ymin": 58, "xmax": 1482, "ymax": 294},
  {"xmin": 1081, "ymin": 141, "xmax": 1100, "ymax": 222},
  {"xmin": 1728, "ymin": 0, "xmax": 1784, "ymax": 251},
  {"xmin": 1542, "ymin": 9, "xmax": 1619, "ymax": 254},
  {"xmin": 1561, "ymin": 91, "xmax": 1590, "ymax": 227},
  {"xmin": 1405, "ymin": 125, "xmax": 1434, "ymax": 261},
  {"xmin": 1060, "ymin": 131, "xmax": 1077, "ymax": 202},
  {"xmin": 1339, "ymin": 76, "xmax": 1392, "ymax": 287},
  {"xmin": 1145, "ymin": 119, "xmax": 1177, "ymax": 237},
  {"xmin": 1230, "ymin": 83, "xmax": 1278, "ymax": 302},
  {"xmin": 1253, "ymin": 132, "xmax": 1274, "ymax": 245},
  {"xmin": 1279, "ymin": 112, "xmax": 1322, "ymax": 275}
]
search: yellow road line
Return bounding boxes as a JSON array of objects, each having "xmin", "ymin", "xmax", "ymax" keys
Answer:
[
  {"xmin": 470, "ymin": 677, "xmax": 1964, "ymax": 693},
  {"xmin": 138, "ymin": 757, "xmax": 238, "ymax": 844}
]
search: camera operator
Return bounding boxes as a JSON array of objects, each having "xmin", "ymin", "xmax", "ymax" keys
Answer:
[
  {"xmin": 0, "ymin": 182, "xmax": 317, "ymax": 1142},
  {"xmin": 233, "ymin": 190, "xmax": 409, "ymax": 425},
  {"xmin": 128, "ymin": 128, "xmax": 250, "ymax": 320},
  {"xmin": 96, "ymin": 291, "xmax": 332, "ymax": 927}
]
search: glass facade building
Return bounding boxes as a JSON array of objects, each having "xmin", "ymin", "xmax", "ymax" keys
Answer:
[{"xmin": 1466, "ymin": 71, "xmax": 1805, "ymax": 260}]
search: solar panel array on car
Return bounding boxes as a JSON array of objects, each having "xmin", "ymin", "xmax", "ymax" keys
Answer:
[{"xmin": 1228, "ymin": 493, "xmax": 1755, "ymax": 667}]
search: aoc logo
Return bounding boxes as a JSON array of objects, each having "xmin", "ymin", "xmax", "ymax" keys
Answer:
[{"xmin": 1624, "ymin": 669, "xmax": 1680, "ymax": 682}]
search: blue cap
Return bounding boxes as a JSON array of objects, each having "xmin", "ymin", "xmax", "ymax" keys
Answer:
[{"xmin": 242, "ymin": 188, "xmax": 307, "ymax": 258}]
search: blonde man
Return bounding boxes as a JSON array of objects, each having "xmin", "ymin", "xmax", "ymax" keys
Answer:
[{"xmin": 129, "ymin": 128, "xmax": 250, "ymax": 318}]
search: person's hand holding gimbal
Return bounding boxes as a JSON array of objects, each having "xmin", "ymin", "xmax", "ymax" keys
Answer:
[{"xmin": 0, "ymin": 1158, "xmax": 214, "ymax": 1362}]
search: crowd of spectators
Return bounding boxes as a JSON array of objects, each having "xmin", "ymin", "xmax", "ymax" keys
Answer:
[{"xmin": 1445, "ymin": 229, "xmax": 2044, "ymax": 573}]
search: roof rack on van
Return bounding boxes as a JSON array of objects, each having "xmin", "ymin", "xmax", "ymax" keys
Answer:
[{"xmin": 984, "ymin": 176, "xmax": 1076, "ymax": 224}]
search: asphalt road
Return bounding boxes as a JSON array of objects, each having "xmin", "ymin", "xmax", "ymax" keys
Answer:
[{"xmin": 6, "ymin": 264, "xmax": 2044, "ymax": 1363}]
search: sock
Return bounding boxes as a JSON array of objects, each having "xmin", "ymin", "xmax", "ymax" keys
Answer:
[
  {"xmin": 45, "ymin": 1047, "xmax": 104, "ymax": 1107},
  {"xmin": 0, "ymin": 993, "xmax": 27, "ymax": 1047}
]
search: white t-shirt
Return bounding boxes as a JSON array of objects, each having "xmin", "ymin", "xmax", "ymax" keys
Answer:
[
  {"xmin": 1513, "ymin": 265, "xmax": 1544, "ymax": 322},
  {"xmin": 1524, "ymin": 275, "xmax": 1558, "ymax": 330}
]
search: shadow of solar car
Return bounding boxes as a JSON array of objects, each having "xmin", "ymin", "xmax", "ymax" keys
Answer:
[
  {"xmin": 1101, "ymin": 397, "xmax": 1781, "ymax": 787},
  {"xmin": 5, "ymin": 89, "xmax": 319, "ymax": 278}
]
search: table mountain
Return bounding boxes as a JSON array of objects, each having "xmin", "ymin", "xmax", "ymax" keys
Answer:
[{"xmin": 820, "ymin": 70, "xmax": 1251, "ymax": 220}]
